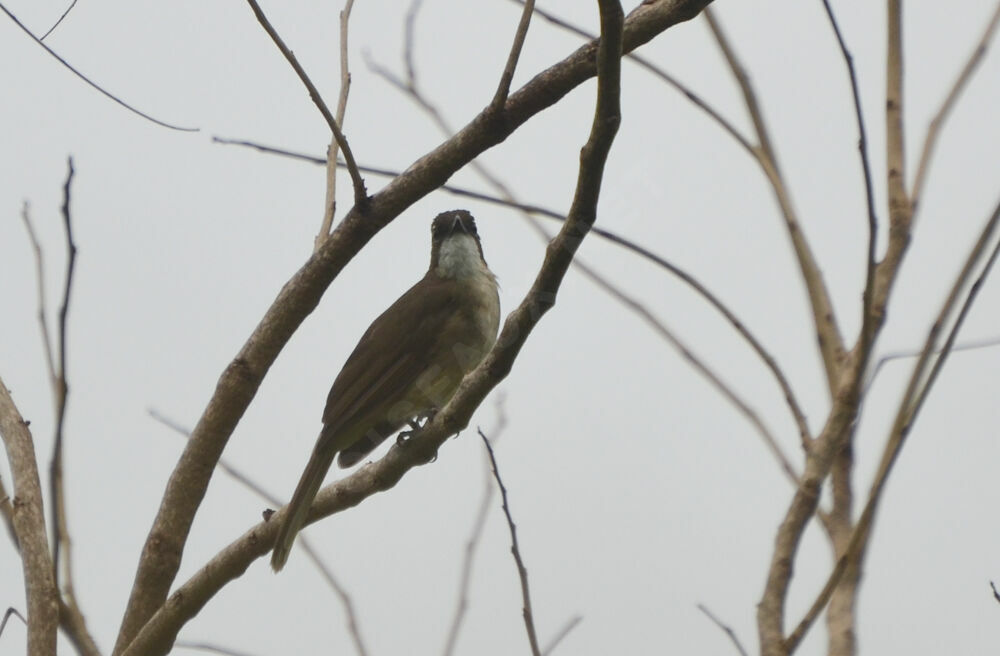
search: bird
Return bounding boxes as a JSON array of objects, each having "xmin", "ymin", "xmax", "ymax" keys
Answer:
[{"xmin": 270, "ymin": 209, "xmax": 501, "ymax": 571}]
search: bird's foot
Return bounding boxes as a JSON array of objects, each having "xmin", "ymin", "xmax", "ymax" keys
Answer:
[{"xmin": 396, "ymin": 408, "xmax": 440, "ymax": 445}]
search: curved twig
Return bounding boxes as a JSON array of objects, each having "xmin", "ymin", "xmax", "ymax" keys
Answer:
[{"xmin": 0, "ymin": 2, "xmax": 198, "ymax": 131}]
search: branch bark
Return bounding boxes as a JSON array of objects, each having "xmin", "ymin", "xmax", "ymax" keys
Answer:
[{"xmin": 0, "ymin": 378, "xmax": 59, "ymax": 655}]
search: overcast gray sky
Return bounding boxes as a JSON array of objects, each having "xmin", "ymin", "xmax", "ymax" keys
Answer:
[{"xmin": 2, "ymin": 1, "xmax": 999, "ymax": 654}]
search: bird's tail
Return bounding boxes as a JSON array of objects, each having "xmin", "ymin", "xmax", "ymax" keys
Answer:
[{"xmin": 271, "ymin": 435, "xmax": 339, "ymax": 571}]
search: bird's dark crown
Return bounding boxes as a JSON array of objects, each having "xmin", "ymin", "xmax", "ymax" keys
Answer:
[{"xmin": 431, "ymin": 209, "xmax": 479, "ymax": 243}]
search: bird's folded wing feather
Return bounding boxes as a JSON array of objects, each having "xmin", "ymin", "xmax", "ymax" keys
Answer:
[{"xmin": 318, "ymin": 277, "xmax": 459, "ymax": 451}]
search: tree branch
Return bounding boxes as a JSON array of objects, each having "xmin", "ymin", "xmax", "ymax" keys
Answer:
[
  {"xmin": 697, "ymin": 603, "xmax": 749, "ymax": 656},
  {"xmin": 910, "ymin": 1, "xmax": 1000, "ymax": 212},
  {"xmin": 0, "ymin": 378, "xmax": 59, "ymax": 655},
  {"xmin": 442, "ymin": 401, "xmax": 506, "ymax": 656},
  {"xmin": 490, "ymin": 0, "xmax": 536, "ymax": 111},
  {"xmin": 148, "ymin": 409, "xmax": 370, "ymax": 656},
  {"xmin": 479, "ymin": 429, "xmax": 540, "ymax": 656},
  {"xmin": 50, "ymin": 156, "xmax": 77, "ymax": 592},
  {"xmin": 316, "ymin": 0, "xmax": 357, "ymax": 249}
]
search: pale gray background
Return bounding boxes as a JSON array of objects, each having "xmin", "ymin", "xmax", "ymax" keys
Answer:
[{"xmin": 1, "ymin": 1, "xmax": 999, "ymax": 654}]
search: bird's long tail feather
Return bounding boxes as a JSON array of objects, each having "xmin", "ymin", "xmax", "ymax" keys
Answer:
[{"xmin": 270, "ymin": 435, "xmax": 338, "ymax": 571}]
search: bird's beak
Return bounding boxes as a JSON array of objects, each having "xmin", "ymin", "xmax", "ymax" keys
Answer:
[{"xmin": 450, "ymin": 215, "xmax": 470, "ymax": 236}]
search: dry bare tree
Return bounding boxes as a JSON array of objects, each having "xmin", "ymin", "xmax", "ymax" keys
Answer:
[{"xmin": 2, "ymin": 1, "xmax": 999, "ymax": 656}]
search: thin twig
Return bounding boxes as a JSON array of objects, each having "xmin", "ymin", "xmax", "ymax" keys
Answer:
[
  {"xmin": 403, "ymin": 0, "xmax": 423, "ymax": 88},
  {"xmin": 819, "ymin": 0, "xmax": 880, "ymax": 354},
  {"xmin": 50, "ymin": 158, "xmax": 77, "ymax": 592},
  {"xmin": 175, "ymin": 641, "xmax": 260, "ymax": 656},
  {"xmin": 479, "ymin": 429, "xmax": 541, "ymax": 656},
  {"xmin": 491, "ymin": 0, "xmax": 536, "ymax": 110},
  {"xmin": 911, "ymin": 1, "xmax": 1000, "ymax": 211},
  {"xmin": 697, "ymin": 604, "xmax": 750, "ymax": 656},
  {"xmin": 40, "ymin": 0, "xmax": 79, "ymax": 40},
  {"xmin": 243, "ymin": 0, "xmax": 368, "ymax": 211},
  {"xmin": 991, "ymin": 581, "xmax": 1000, "ymax": 604},
  {"xmin": 20, "ymin": 203, "xmax": 58, "ymax": 385},
  {"xmin": 704, "ymin": 6, "xmax": 845, "ymax": 396},
  {"xmin": 148, "ymin": 408, "xmax": 370, "ymax": 656},
  {"xmin": 866, "ymin": 335, "xmax": 1000, "ymax": 392},
  {"xmin": 442, "ymin": 399, "xmax": 507, "ymax": 656},
  {"xmin": 316, "ymin": 0, "xmax": 357, "ymax": 250},
  {"xmin": 0, "ymin": 608, "xmax": 27, "ymax": 639},
  {"xmin": 0, "ymin": 2, "xmax": 197, "ymax": 131},
  {"xmin": 783, "ymin": 197, "xmax": 1000, "ymax": 653},
  {"xmin": 539, "ymin": 615, "xmax": 583, "ymax": 656}
]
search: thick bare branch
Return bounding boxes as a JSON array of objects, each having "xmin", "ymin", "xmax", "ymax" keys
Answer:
[
  {"xmin": 784, "ymin": 197, "xmax": 1000, "ymax": 653},
  {"xmin": 243, "ymin": 0, "xmax": 369, "ymax": 211},
  {"xmin": 149, "ymin": 408, "xmax": 370, "ymax": 656},
  {"xmin": 112, "ymin": 3, "xmax": 704, "ymax": 651},
  {"xmin": 0, "ymin": 378, "xmax": 59, "ymax": 655}
]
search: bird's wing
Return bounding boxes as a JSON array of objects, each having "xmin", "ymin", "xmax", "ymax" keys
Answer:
[{"xmin": 318, "ymin": 275, "xmax": 460, "ymax": 451}]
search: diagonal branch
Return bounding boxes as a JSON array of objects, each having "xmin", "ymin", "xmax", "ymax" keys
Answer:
[
  {"xmin": 442, "ymin": 400, "xmax": 506, "ymax": 656},
  {"xmin": 910, "ymin": 1, "xmax": 1000, "ymax": 212},
  {"xmin": 697, "ymin": 604, "xmax": 750, "ymax": 656},
  {"xmin": 244, "ymin": 0, "xmax": 369, "ymax": 211},
  {"xmin": 491, "ymin": 0, "xmax": 536, "ymax": 111},
  {"xmin": 819, "ymin": 0, "xmax": 880, "ymax": 355},
  {"xmin": 112, "ymin": 3, "xmax": 705, "ymax": 652},
  {"xmin": 704, "ymin": 7, "xmax": 845, "ymax": 395},
  {"xmin": 148, "ymin": 408, "xmax": 370, "ymax": 656},
  {"xmin": 479, "ymin": 429, "xmax": 540, "ymax": 656}
]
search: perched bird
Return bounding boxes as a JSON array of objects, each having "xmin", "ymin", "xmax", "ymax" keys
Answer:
[{"xmin": 271, "ymin": 209, "xmax": 501, "ymax": 571}]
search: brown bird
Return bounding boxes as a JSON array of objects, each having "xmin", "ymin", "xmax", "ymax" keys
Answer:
[{"xmin": 271, "ymin": 209, "xmax": 501, "ymax": 571}]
